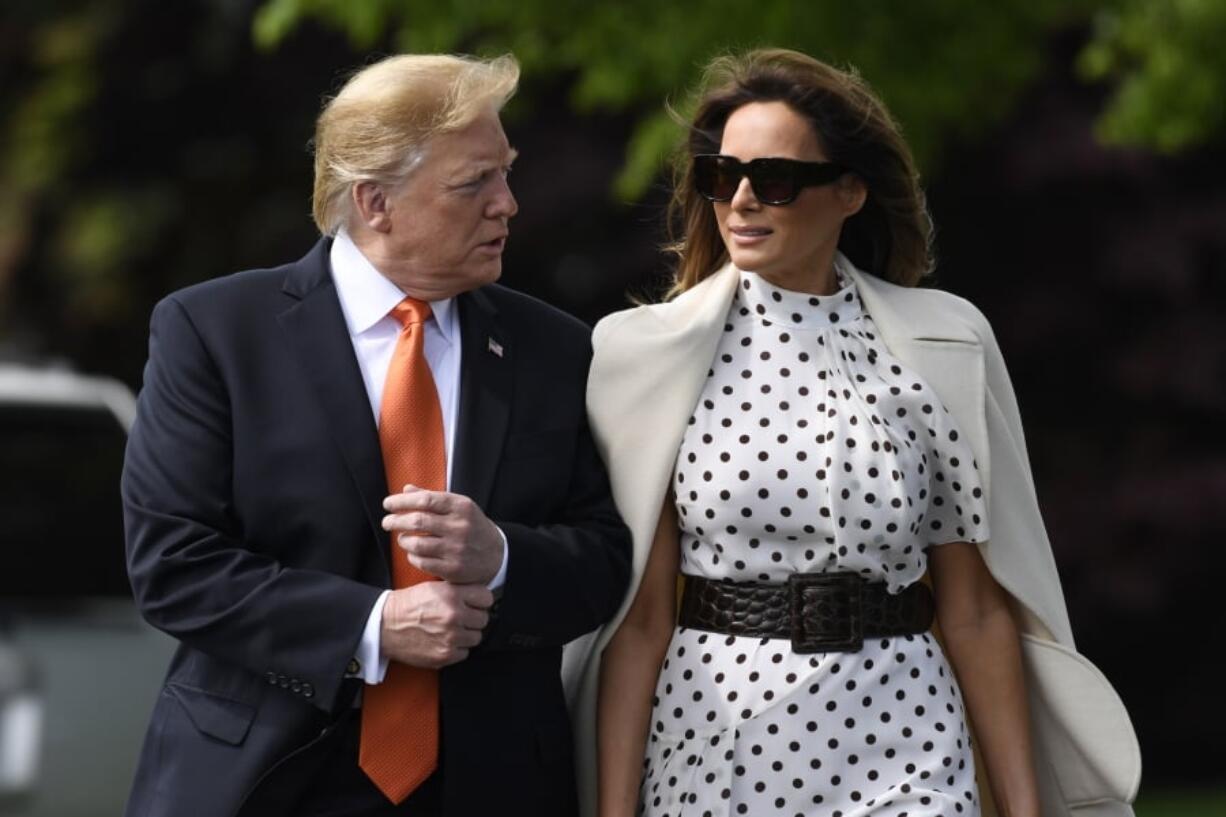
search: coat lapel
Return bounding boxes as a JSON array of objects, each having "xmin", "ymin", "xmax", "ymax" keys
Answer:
[
  {"xmin": 449, "ymin": 287, "xmax": 511, "ymax": 509},
  {"xmin": 276, "ymin": 240, "xmax": 390, "ymax": 578}
]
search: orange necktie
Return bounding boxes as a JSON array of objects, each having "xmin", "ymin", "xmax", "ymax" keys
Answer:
[{"xmin": 359, "ymin": 297, "xmax": 445, "ymax": 803}]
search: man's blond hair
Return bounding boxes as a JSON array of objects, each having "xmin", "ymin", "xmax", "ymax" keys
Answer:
[{"xmin": 312, "ymin": 53, "xmax": 520, "ymax": 236}]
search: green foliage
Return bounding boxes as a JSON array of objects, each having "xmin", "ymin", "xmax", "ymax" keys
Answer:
[
  {"xmin": 253, "ymin": 0, "xmax": 403, "ymax": 50},
  {"xmin": 252, "ymin": 0, "xmax": 1099, "ymax": 199},
  {"xmin": 1134, "ymin": 786, "xmax": 1226, "ymax": 816},
  {"xmin": 4, "ymin": 0, "xmax": 1223, "ymax": 352},
  {"xmin": 254, "ymin": 0, "xmax": 1226, "ymax": 197},
  {"xmin": 7, "ymin": 15, "xmax": 100, "ymax": 193},
  {"xmin": 0, "ymin": 6, "xmax": 113, "ymax": 319},
  {"xmin": 54, "ymin": 186, "xmax": 180, "ymax": 321},
  {"xmin": 1078, "ymin": 0, "xmax": 1226, "ymax": 152}
]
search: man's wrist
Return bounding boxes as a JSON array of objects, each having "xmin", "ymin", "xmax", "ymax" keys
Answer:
[
  {"xmin": 350, "ymin": 590, "xmax": 391, "ymax": 684},
  {"xmin": 487, "ymin": 526, "xmax": 509, "ymax": 590}
]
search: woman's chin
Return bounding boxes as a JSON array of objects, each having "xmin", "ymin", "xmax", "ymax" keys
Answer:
[{"xmin": 727, "ymin": 247, "xmax": 773, "ymax": 273}]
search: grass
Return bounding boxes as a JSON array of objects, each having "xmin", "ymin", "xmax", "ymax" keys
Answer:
[{"xmin": 1133, "ymin": 788, "xmax": 1226, "ymax": 816}]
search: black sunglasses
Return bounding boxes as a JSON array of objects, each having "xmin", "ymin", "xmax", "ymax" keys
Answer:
[{"xmin": 693, "ymin": 154, "xmax": 846, "ymax": 206}]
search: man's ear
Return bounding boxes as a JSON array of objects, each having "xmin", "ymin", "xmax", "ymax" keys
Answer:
[
  {"xmin": 352, "ymin": 182, "xmax": 392, "ymax": 233},
  {"xmin": 837, "ymin": 174, "xmax": 868, "ymax": 217}
]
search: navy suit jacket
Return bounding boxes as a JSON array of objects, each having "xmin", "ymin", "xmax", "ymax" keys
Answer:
[{"xmin": 121, "ymin": 240, "xmax": 631, "ymax": 817}]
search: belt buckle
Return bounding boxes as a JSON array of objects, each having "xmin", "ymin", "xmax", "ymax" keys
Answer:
[{"xmin": 788, "ymin": 572, "xmax": 864, "ymax": 654}]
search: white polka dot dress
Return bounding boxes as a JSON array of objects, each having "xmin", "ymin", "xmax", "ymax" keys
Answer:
[{"xmin": 641, "ymin": 262, "xmax": 991, "ymax": 817}]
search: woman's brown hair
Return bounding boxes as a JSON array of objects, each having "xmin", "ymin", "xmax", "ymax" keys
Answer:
[{"xmin": 666, "ymin": 49, "xmax": 932, "ymax": 297}]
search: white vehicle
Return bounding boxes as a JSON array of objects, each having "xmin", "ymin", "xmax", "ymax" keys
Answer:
[{"xmin": 0, "ymin": 363, "xmax": 175, "ymax": 817}]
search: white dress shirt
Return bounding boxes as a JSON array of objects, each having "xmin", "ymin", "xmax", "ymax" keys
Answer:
[{"xmin": 330, "ymin": 229, "xmax": 508, "ymax": 684}]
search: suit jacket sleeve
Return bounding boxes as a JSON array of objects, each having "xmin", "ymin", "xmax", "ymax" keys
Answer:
[{"xmin": 122, "ymin": 295, "xmax": 382, "ymax": 711}]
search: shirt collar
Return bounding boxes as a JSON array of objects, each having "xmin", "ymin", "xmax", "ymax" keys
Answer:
[{"xmin": 329, "ymin": 228, "xmax": 457, "ymax": 343}]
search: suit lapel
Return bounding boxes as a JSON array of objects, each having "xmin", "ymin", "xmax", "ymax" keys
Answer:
[
  {"xmin": 450, "ymin": 287, "xmax": 511, "ymax": 509},
  {"xmin": 276, "ymin": 240, "xmax": 390, "ymax": 577}
]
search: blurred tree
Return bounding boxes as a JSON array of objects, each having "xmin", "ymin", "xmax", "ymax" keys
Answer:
[
  {"xmin": 1079, "ymin": 0, "xmax": 1226, "ymax": 152},
  {"xmin": 0, "ymin": 0, "xmax": 358, "ymax": 371},
  {"xmin": 251, "ymin": 0, "xmax": 1093, "ymax": 198},
  {"xmin": 251, "ymin": 0, "xmax": 1226, "ymax": 199},
  {"xmin": 0, "ymin": 4, "xmax": 113, "ymax": 331},
  {"xmin": 5, "ymin": 0, "xmax": 1222, "ymax": 350}
]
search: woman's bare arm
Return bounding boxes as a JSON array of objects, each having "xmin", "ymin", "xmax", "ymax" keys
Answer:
[
  {"xmin": 929, "ymin": 541, "xmax": 1040, "ymax": 817},
  {"xmin": 597, "ymin": 498, "xmax": 681, "ymax": 817}
]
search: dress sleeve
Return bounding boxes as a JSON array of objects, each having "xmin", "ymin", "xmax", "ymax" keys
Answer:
[{"xmin": 923, "ymin": 403, "xmax": 990, "ymax": 547}]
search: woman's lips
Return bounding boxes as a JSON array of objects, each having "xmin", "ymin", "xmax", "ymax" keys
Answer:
[{"xmin": 729, "ymin": 226, "xmax": 772, "ymax": 246}]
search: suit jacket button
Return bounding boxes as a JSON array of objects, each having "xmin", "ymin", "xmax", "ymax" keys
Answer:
[
  {"xmin": 302, "ymin": 683, "xmax": 315, "ymax": 699},
  {"xmin": 291, "ymin": 682, "xmax": 302, "ymax": 693},
  {"xmin": 265, "ymin": 672, "xmax": 278, "ymax": 685},
  {"xmin": 277, "ymin": 674, "xmax": 289, "ymax": 688},
  {"xmin": 346, "ymin": 658, "xmax": 361, "ymax": 676}
]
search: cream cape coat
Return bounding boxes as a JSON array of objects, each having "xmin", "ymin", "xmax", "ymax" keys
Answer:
[{"xmin": 563, "ymin": 259, "xmax": 1141, "ymax": 817}]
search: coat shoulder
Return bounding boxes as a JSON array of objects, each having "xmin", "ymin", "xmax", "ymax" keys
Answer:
[
  {"xmin": 887, "ymin": 275, "xmax": 988, "ymax": 320},
  {"xmin": 868, "ymin": 275, "xmax": 997, "ymax": 347},
  {"xmin": 592, "ymin": 302, "xmax": 656, "ymax": 352},
  {"xmin": 169, "ymin": 265, "xmax": 285, "ymax": 301},
  {"xmin": 592, "ymin": 269, "xmax": 730, "ymax": 353},
  {"xmin": 162, "ymin": 240, "xmax": 329, "ymax": 320}
]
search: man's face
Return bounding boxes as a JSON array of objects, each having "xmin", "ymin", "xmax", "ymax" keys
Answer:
[{"xmin": 375, "ymin": 109, "xmax": 518, "ymax": 299}]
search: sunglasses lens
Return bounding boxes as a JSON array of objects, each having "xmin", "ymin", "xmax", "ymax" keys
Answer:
[
  {"xmin": 694, "ymin": 157, "xmax": 739, "ymax": 201},
  {"xmin": 751, "ymin": 161, "xmax": 798, "ymax": 204}
]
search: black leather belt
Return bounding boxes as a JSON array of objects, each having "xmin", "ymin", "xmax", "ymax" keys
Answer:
[{"xmin": 678, "ymin": 572, "xmax": 935, "ymax": 654}]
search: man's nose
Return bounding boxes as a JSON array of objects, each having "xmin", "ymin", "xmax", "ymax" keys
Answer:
[{"xmin": 488, "ymin": 175, "xmax": 518, "ymax": 219}]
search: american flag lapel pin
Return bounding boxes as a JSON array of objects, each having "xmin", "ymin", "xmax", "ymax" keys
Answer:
[{"xmin": 487, "ymin": 337, "xmax": 504, "ymax": 358}]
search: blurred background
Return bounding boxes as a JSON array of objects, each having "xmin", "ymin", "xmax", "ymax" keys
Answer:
[{"xmin": 1, "ymin": 0, "xmax": 1223, "ymax": 814}]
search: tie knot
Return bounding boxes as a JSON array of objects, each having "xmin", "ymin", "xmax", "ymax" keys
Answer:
[{"xmin": 390, "ymin": 297, "xmax": 432, "ymax": 329}]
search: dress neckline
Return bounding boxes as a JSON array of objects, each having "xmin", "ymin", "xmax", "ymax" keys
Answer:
[{"xmin": 733, "ymin": 265, "xmax": 863, "ymax": 330}]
